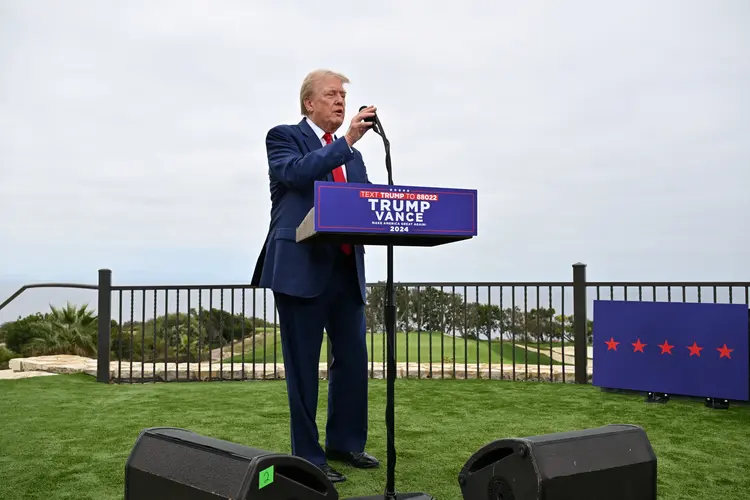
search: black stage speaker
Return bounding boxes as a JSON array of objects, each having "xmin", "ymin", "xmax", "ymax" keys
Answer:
[
  {"xmin": 125, "ymin": 427, "xmax": 339, "ymax": 499},
  {"xmin": 346, "ymin": 494, "xmax": 433, "ymax": 499},
  {"xmin": 457, "ymin": 424, "xmax": 657, "ymax": 500}
]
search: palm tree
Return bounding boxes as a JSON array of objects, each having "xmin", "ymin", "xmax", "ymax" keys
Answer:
[{"xmin": 26, "ymin": 303, "xmax": 98, "ymax": 357}]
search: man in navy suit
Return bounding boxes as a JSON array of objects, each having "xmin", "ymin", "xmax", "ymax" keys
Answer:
[{"xmin": 251, "ymin": 69, "xmax": 380, "ymax": 483}]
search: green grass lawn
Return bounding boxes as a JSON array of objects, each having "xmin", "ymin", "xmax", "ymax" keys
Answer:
[
  {"xmin": 2, "ymin": 375, "xmax": 748, "ymax": 499},
  {"xmin": 224, "ymin": 330, "xmax": 562, "ymax": 366}
]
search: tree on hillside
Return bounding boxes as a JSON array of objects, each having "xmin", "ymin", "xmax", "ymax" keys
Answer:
[
  {"xmin": 465, "ymin": 302, "xmax": 502, "ymax": 340},
  {"xmin": 363, "ymin": 284, "xmax": 414, "ymax": 333},
  {"xmin": 361, "ymin": 284, "xmax": 596, "ymax": 344},
  {"xmin": 113, "ymin": 310, "xmax": 203, "ymax": 363},
  {"xmin": 366, "ymin": 285, "xmax": 468, "ymax": 336},
  {"xmin": 412, "ymin": 286, "xmax": 465, "ymax": 335},
  {"xmin": 365, "ymin": 284, "xmax": 385, "ymax": 332},
  {"xmin": 555, "ymin": 313, "xmax": 593, "ymax": 344},
  {"xmin": 496, "ymin": 306, "xmax": 525, "ymax": 341},
  {"xmin": 522, "ymin": 307, "xmax": 559, "ymax": 343},
  {"xmin": 395, "ymin": 286, "xmax": 412, "ymax": 332},
  {"xmin": 411, "ymin": 286, "xmax": 446, "ymax": 333}
]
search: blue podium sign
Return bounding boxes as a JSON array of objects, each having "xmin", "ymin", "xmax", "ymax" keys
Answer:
[
  {"xmin": 314, "ymin": 181, "xmax": 477, "ymax": 237},
  {"xmin": 593, "ymin": 300, "xmax": 749, "ymax": 401}
]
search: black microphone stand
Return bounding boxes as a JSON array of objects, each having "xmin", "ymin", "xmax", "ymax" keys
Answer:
[{"xmin": 348, "ymin": 112, "xmax": 433, "ymax": 500}]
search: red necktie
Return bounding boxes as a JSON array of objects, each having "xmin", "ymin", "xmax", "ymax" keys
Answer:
[{"xmin": 322, "ymin": 133, "xmax": 352, "ymax": 256}]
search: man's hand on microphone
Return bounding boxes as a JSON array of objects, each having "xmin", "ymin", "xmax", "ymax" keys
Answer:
[{"xmin": 344, "ymin": 106, "xmax": 376, "ymax": 147}]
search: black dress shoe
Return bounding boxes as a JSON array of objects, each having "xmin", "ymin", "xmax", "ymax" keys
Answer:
[
  {"xmin": 325, "ymin": 449, "xmax": 381, "ymax": 469},
  {"xmin": 317, "ymin": 462, "xmax": 346, "ymax": 483}
]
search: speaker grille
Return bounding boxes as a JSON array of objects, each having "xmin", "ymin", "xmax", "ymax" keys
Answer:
[{"xmin": 128, "ymin": 434, "xmax": 250, "ymax": 498}]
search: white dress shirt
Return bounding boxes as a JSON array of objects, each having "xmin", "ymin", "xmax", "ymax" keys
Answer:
[{"xmin": 305, "ymin": 117, "xmax": 347, "ymax": 181}]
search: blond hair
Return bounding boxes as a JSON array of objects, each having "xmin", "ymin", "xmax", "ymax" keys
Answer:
[{"xmin": 299, "ymin": 69, "xmax": 350, "ymax": 116}]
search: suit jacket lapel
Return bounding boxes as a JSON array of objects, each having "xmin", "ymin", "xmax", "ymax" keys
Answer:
[
  {"xmin": 299, "ymin": 118, "xmax": 323, "ymax": 153},
  {"xmin": 299, "ymin": 118, "xmax": 334, "ymax": 181}
]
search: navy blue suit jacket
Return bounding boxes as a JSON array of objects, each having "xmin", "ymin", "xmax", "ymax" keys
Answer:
[{"xmin": 251, "ymin": 118, "xmax": 370, "ymax": 304}]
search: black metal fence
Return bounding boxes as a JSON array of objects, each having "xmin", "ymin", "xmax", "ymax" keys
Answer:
[{"xmin": 2, "ymin": 263, "xmax": 748, "ymax": 385}]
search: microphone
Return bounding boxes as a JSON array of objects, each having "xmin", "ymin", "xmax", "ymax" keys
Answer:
[
  {"xmin": 359, "ymin": 105, "xmax": 392, "ymax": 185},
  {"xmin": 359, "ymin": 105, "xmax": 383, "ymax": 137}
]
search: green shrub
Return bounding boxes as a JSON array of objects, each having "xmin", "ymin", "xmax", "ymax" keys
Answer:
[
  {"xmin": 24, "ymin": 303, "xmax": 98, "ymax": 357},
  {"xmin": 1, "ymin": 304, "xmax": 98, "ymax": 358},
  {"xmin": 2, "ymin": 313, "xmax": 47, "ymax": 354},
  {"xmin": 0, "ymin": 345, "xmax": 21, "ymax": 369},
  {"xmin": 1, "ymin": 304, "xmax": 271, "ymax": 363}
]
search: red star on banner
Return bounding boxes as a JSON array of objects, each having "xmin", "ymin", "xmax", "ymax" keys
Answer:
[
  {"xmin": 605, "ymin": 337, "xmax": 620, "ymax": 351},
  {"xmin": 717, "ymin": 344, "xmax": 734, "ymax": 359},
  {"xmin": 632, "ymin": 338, "xmax": 646, "ymax": 353},
  {"xmin": 658, "ymin": 340, "xmax": 674, "ymax": 355},
  {"xmin": 687, "ymin": 341, "xmax": 703, "ymax": 357}
]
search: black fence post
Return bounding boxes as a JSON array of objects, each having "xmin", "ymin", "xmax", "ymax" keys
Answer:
[
  {"xmin": 572, "ymin": 263, "xmax": 588, "ymax": 384},
  {"xmin": 97, "ymin": 269, "xmax": 112, "ymax": 383}
]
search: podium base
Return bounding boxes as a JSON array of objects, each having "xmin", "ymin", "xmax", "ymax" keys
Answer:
[{"xmin": 346, "ymin": 494, "xmax": 434, "ymax": 500}]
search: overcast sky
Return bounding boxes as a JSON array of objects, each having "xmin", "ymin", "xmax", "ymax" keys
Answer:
[{"xmin": 1, "ymin": 0, "xmax": 749, "ymax": 321}]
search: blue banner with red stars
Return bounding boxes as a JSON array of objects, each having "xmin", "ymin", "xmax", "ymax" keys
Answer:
[{"xmin": 592, "ymin": 300, "xmax": 749, "ymax": 401}]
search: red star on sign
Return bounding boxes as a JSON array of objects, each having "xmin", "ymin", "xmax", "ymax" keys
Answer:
[
  {"xmin": 605, "ymin": 337, "xmax": 620, "ymax": 351},
  {"xmin": 658, "ymin": 340, "xmax": 674, "ymax": 355},
  {"xmin": 632, "ymin": 338, "xmax": 646, "ymax": 353},
  {"xmin": 717, "ymin": 344, "xmax": 734, "ymax": 359},
  {"xmin": 687, "ymin": 341, "xmax": 703, "ymax": 357}
]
